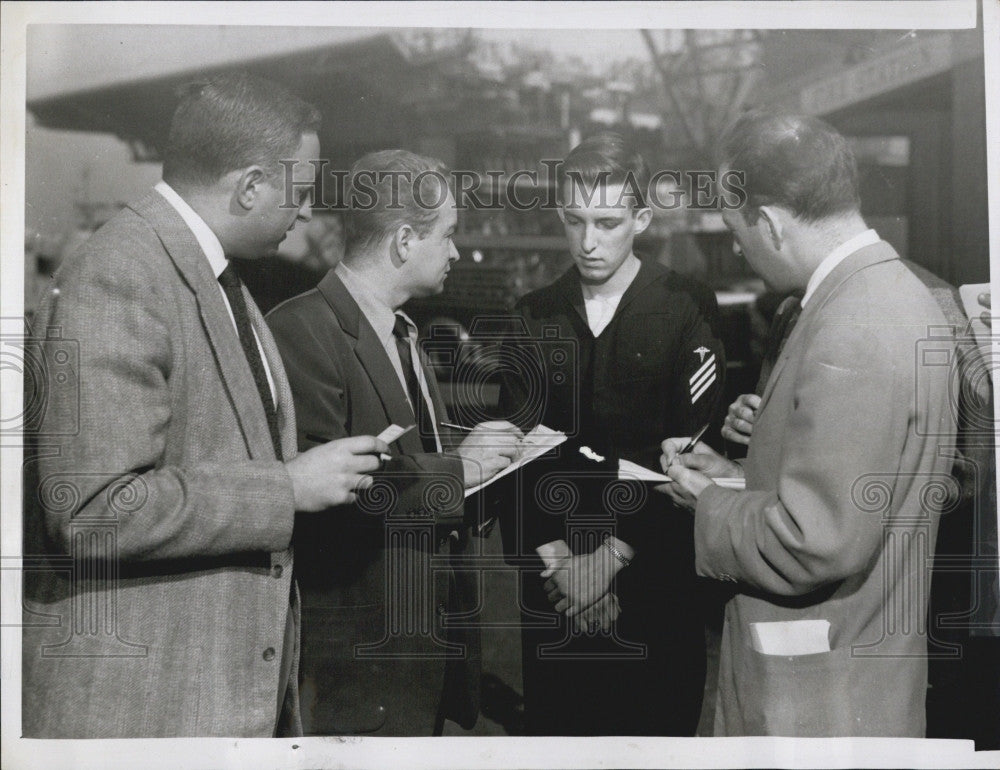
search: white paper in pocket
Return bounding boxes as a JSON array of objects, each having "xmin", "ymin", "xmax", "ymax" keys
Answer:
[{"xmin": 749, "ymin": 619, "xmax": 831, "ymax": 656}]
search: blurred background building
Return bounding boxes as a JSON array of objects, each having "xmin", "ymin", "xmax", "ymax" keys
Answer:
[{"xmin": 24, "ymin": 23, "xmax": 990, "ymax": 395}]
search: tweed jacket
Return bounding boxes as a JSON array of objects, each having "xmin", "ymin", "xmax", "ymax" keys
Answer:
[
  {"xmin": 695, "ymin": 242, "xmax": 956, "ymax": 736},
  {"xmin": 22, "ymin": 191, "xmax": 300, "ymax": 738}
]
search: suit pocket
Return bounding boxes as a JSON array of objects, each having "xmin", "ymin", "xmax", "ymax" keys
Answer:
[
  {"xmin": 737, "ymin": 643, "xmax": 855, "ymax": 736},
  {"xmin": 733, "ymin": 640, "xmax": 922, "ymax": 737}
]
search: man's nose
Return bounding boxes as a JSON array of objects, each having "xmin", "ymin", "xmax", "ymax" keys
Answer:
[
  {"xmin": 297, "ymin": 197, "xmax": 313, "ymax": 223},
  {"xmin": 581, "ymin": 224, "xmax": 597, "ymax": 253}
]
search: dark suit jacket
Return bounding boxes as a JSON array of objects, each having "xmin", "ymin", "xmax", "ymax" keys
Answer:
[
  {"xmin": 266, "ymin": 268, "xmax": 480, "ymax": 736},
  {"xmin": 22, "ymin": 191, "xmax": 300, "ymax": 737},
  {"xmin": 696, "ymin": 243, "xmax": 956, "ymax": 736}
]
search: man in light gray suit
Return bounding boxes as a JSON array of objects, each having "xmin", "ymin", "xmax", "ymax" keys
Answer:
[
  {"xmin": 22, "ymin": 72, "xmax": 387, "ymax": 738},
  {"xmin": 659, "ymin": 112, "xmax": 956, "ymax": 736}
]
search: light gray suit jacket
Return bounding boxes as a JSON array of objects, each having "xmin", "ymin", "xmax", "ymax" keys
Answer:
[
  {"xmin": 22, "ymin": 191, "xmax": 301, "ymax": 737},
  {"xmin": 695, "ymin": 242, "xmax": 956, "ymax": 736}
]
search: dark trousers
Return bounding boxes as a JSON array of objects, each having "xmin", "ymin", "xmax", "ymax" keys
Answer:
[{"xmin": 518, "ymin": 570, "xmax": 705, "ymax": 736}]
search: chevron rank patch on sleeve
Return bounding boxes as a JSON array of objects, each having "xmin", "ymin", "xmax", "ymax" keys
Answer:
[{"xmin": 690, "ymin": 348, "xmax": 717, "ymax": 404}]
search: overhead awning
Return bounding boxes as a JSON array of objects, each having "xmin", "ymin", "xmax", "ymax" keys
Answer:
[{"xmin": 27, "ymin": 26, "xmax": 496, "ymax": 160}]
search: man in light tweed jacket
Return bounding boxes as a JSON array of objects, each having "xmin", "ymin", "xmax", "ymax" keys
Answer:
[
  {"xmin": 22, "ymin": 72, "xmax": 387, "ymax": 738},
  {"xmin": 659, "ymin": 112, "xmax": 956, "ymax": 736}
]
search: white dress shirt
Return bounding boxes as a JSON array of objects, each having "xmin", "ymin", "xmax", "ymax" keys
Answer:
[
  {"xmin": 801, "ymin": 228, "xmax": 880, "ymax": 308},
  {"xmin": 154, "ymin": 181, "xmax": 276, "ymax": 402}
]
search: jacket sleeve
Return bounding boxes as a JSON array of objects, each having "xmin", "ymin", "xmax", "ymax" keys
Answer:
[
  {"xmin": 266, "ymin": 302, "xmax": 464, "ymax": 525},
  {"xmin": 32, "ymin": 242, "xmax": 296, "ymax": 562},
  {"xmin": 613, "ymin": 286, "xmax": 726, "ymax": 552},
  {"xmin": 692, "ymin": 298, "xmax": 904, "ymax": 596}
]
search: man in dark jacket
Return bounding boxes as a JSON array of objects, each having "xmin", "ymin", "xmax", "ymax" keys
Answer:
[{"xmin": 496, "ymin": 132, "xmax": 725, "ymax": 735}]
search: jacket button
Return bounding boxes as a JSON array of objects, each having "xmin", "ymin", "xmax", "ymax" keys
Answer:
[
  {"xmin": 272, "ymin": 565, "xmax": 283, "ymax": 579},
  {"xmin": 263, "ymin": 647, "xmax": 276, "ymax": 661}
]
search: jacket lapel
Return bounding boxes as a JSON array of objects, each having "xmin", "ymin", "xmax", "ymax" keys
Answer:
[
  {"xmin": 756, "ymin": 241, "xmax": 901, "ymax": 416},
  {"xmin": 129, "ymin": 191, "xmax": 275, "ymax": 459},
  {"xmin": 316, "ymin": 270, "xmax": 421, "ymax": 452}
]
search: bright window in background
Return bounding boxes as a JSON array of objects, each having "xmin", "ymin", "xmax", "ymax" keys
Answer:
[{"xmin": 849, "ymin": 135, "xmax": 910, "ymax": 259}]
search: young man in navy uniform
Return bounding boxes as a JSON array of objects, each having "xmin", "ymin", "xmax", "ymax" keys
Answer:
[{"xmin": 497, "ymin": 132, "xmax": 725, "ymax": 735}]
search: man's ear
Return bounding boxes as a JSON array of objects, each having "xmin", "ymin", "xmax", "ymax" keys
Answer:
[
  {"xmin": 392, "ymin": 223, "xmax": 416, "ymax": 263},
  {"xmin": 632, "ymin": 207, "xmax": 653, "ymax": 236},
  {"xmin": 757, "ymin": 205, "xmax": 785, "ymax": 249},
  {"xmin": 556, "ymin": 206, "xmax": 567, "ymax": 225},
  {"xmin": 236, "ymin": 166, "xmax": 267, "ymax": 210}
]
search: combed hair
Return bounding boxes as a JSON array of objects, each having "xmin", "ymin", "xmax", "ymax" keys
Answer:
[
  {"xmin": 162, "ymin": 71, "xmax": 321, "ymax": 187},
  {"xmin": 717, "ymin": 110, "xmax": 860, "ymax": 223},
  {"xmin": 344, "ymin": 149, "xmax": 450, "ymax": 255},
  {"xmin": 559, "ymin": 131, "xmax": 650, "ymax": 208}
]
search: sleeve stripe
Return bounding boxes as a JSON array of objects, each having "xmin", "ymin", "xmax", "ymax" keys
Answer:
[
  {"xmin": 690, "ymin": 364, "xmax": 716, "ymax": 394},
  {"xmin": 691, "ymin": 371, "xmax": 716, "ymax": 404},
  {"xmin": 689, "ymin": 354, "xmax": 716, "ymax": 385}
]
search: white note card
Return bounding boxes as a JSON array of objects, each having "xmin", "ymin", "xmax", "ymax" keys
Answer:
[
  {"xmin": 617, "ymin": 458, "xmax": 746, "ymax": 490},
  {"xmin": 377, "ymin": 423, "xmax": 415, "ymax": 444},
  {"xmin": 749, "ymin": 619, "xmax": 831, "ymax": 656}
]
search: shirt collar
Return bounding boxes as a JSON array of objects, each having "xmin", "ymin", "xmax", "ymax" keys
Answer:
[
  {"xmin": 580, "ymin": 253, "xmax": 641, "ymax": 303},
  {"xmin": 154, "ymin": 181, "xmax": 228, "ymax": 278},
  {"xmin": 801, "ymin": 229, "xmax": 880, "ymax": 307},
  {"xmin": 336, "ymin": 261, "xmax": 410, "ymax": 343}
]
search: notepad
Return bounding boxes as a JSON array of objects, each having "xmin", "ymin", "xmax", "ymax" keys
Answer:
[
  {"xmin": 617, "ymin": 458, "xmax": 746, "ymax": 490},
  {"xmin": 464, "ymin": 424, "xmax": 567, "ymax": 497}
]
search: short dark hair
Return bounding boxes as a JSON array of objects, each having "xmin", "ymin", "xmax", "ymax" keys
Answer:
[
  {"xmin": 717, "ymin": 111, "xmax": 860, "ymax": 223},
  {"xmin": 559, "ymin": 131, "xmax": 650, "ymax": 208},
  {"xmin": 343, "ymin": 149, "xmax": 450, "ymax": 256},
  {"xmin": 162, "ymin": 71, "xmax": 321, "ymax": 187}
]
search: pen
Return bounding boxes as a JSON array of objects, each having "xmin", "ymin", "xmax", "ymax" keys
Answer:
[
  {"xmin": 305, "ymin": 432, "xmax": 392, "ymax": 463},
  {"xmin": 440, "ymin": 421, "xmax": 475, "ymax": 432},
  {"xmin": 677, "ymin": 423, "xmax": 710, "ymax": 455}
]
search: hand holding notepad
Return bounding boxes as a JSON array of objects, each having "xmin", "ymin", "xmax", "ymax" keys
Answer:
[
  {"xmin": 618, "ymin": 458, "xmax": 745, "ymax": 490},
  {"xmin": 464, "ymin": 425, "xmax": 566, "ymax": 496}
]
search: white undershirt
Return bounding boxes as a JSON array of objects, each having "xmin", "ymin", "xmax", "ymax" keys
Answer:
[
  {"xmin": 581, "ymin": 255, "xmax": 641, "ymax": 336},
  {"xmin": 154, "ymin": 181, "xmax": 276, "ymax": 402},
  {"xmin": 801, "ymin": 228, "xmax": 880, "ymax": 308}
]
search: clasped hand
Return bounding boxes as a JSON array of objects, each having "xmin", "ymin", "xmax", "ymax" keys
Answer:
[{"xmin": 541, "ymin": 545, "xmax": 626, "ymax": 632}]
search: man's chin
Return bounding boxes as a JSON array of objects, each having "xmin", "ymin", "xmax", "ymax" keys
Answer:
[{"xmin": 577, "ymin": 266, "xmax": 611, "ymax": 284}]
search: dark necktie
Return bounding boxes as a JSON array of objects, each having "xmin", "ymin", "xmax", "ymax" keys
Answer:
[
  {"xmin": 392, "ymin": 314, "xmax": 437, "ymax": 453},
  {"xmin": 218, "ymin": 263, "xmax": 283, "ymax": 460},
  {"xmin": 755, "ymin": 294, "xmax": 803, "ymax": 395}
]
